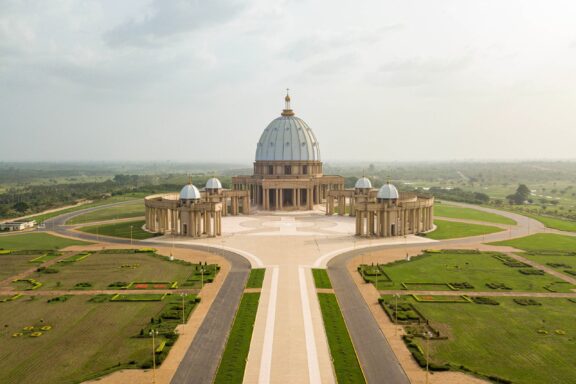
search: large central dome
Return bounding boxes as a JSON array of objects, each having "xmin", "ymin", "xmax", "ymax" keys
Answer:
[{"xmin": 255, "ymin": 94, "xmax": 321, "ymax": 161}]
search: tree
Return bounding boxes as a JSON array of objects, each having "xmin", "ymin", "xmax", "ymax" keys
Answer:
[
  {"xmin": 507, "ymin": 184, "xmax": 531, "ymax": 205},
  {"xmin": 12, "ymin": 201, "xmax": 29, "ymax": 213}
]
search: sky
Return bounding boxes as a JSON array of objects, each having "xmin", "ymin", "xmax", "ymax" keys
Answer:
[{"xmin": 1, "ymin": 0, "xmax": 576, "ymax": 163}]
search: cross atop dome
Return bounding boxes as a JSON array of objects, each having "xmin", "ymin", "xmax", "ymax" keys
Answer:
[{"xmin": 281, "ymin": 88, "xmax": 294, "ymax": 116}]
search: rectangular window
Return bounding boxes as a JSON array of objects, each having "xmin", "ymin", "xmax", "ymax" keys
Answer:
[
  {"xmin": 285, "ymin": 166, "xmax": 291, "ymax": 175},
  {"xmin": 268, "ymin": 165, "xmax": 274, "ymax": 175},
  {"xmin": 302, "ymin": 165, "xmax": 308, "ymax": 175}
]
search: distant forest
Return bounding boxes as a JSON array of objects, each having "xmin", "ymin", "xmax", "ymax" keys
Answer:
[{"xmin": 1, "ymin": 161, "xmax": 576, "ymax": 221}]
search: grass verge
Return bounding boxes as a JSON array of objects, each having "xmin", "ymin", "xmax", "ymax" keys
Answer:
[
  {"xmin": 214, "ymin": 292, "xmax": 260, "ymax": 384},
  {"xmin": 312, "ymin": 269, "xmax": 332, "ymax": 289},
  {"xmin": 0, "ymin": 232, "xmax": 91, "ymax": 251},
  {"xmin": 434, "ymin": 204, "xmax": 516, "ymax": 225},
  {"xmin": 246, "ymin": 268, "xmax": 265, "ymax": 288},
  {"xmin": 490, "ymin": 233, "xmax": 576, "ymax": 252},
  {"xmin": 67, "ymin": 201, "xmax": 145, "ymax": 225},
  {"xmin": 424, "ymin": 220, "xmax": 503, "ymax": 240},
  {"xmin": 78, "ymin": 220, "xmax": 159, "ymax": 240},
  {"xmin": 317, "ymin": 293, "xmax": 365, "ymax": 384}
]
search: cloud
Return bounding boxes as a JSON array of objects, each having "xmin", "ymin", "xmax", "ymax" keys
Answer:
[
  {"xmin": 281, "ymin": 24, "xmax": 402, "ymax": 61},
  {"xmin": 105, "ymin": 0, "xmax": 248, "ymax": 48},
  {"xmin": 374, "ymin": 55, "xmax": 472, "ymax": 87}
]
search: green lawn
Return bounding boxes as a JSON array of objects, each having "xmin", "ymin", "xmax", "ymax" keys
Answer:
[
  {"xmin": 312, "ymin": 269, "xmax": 332, "ymax": 289},
  {"xmin": 517, "ymin": 212, "xmax": 576, "ymax": 232},
  {"xmin": 434, "ymin": 204, "xmax": 516, "ymax": 225},
  {"xmin": 491, "ymin": 233, "xmax": 576, "ymax": 252},
  {"xmin": 0, "ymin": 233, "xmax": 91, "ymax": 251},
  {"xmin": 424, "ymin": 220, "xmax": 503, "ymax": 240},
  {"xmin": 362, "ymin": 251, "xmax": 575, "ymax": 293},
  {"xmin": 27, "ymin": 250, "xmax": 200, "ymax": 291},
  {"xmin": 245, "ymin": 268, "xmax": 265, "ymax": 289},
  {"xmin": 67, "ymin": 201, "xmax": 145, "ymax": 225},
  {"xmin": 522, "ymin": 254, "xmax": 576, "ymax": 280},
  {"xmin": 0, "ymin": 295, "xmax": 166, "ymax": 384},
  {"xmin": 26, "ymin": 194, "xmax": 147, "ymax": 224},
  {"xmin": 78, "ymin": 220, "xmax": 159, "ymax": 240},
  {"xmin": 214, "ymin": 293, "xmax": 260, "ymax": 384},
  {"xmin": 410, "ymin": 297, "xmax": 576, "ymax": 384},
  {"xmin": 0, "ymin": 252, "xmax": 45, "ymax": 281},
  {"xmin": 317, "ymin": 293, "xmax": 365, "ymax": 384}
]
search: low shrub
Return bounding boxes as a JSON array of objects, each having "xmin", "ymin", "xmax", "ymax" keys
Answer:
[
  {"xmin": 564, "ymin": 270, "xmax": 576, "ymax": 276},
  {"xmin": 471, "ymin": 297, "xmax": 500, "ymax": 305},
  {"xmin": 36, "ymin": 267, "xmax": 59, "ymax": 274},
  {"xmin": 74, "ymin": 282, "xmax": 93, "ymax": 288},
  {"xmin": 89, "ymin": 294, "xmax": 111, "ymax": 303},
  {"xmin": 547, "ymin": 263, "xmax": 572, "ymax": 269},
  {"xmin": 449, "ymin": 282, "xmax": 474, "ymax": 290},
  {"xmin": 518, "ymin": 269, "xmax": 545, "ymax": 275},
  {"xmin": 485, "ymin": 282, "xmax": 512, "ymax": 290},
  {"xmin": 47, "ymin": 295, "xmax": 70, "ymax": 303},
  {"xmin": 108, "ymin": 281, "xmax": 129, "ymax": 288},
  {"xmin": 513, "ymin": 298, "xmax": 541, "ymax": 306}
]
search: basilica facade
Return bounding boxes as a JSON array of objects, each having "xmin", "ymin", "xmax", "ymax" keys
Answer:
[
  {"xmin": 232, "ymin": 93, "xmax": 345, "ymax": 210},
  {"xmin": 144, "ymin": 93, "xmax": 434, "ymax": 238}
]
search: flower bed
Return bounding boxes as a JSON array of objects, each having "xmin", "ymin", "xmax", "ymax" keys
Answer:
[
  {"xmin": 0, "ymin": 293, "xmax": 23, "ymax": 303},
  {"xmin": 125, "ymin": 281, "xmax": 177, "ymax": 290},
  {"xmin": 12, "ymin": 279, "xmax": 42, "ymax": 290},
  {"xmin": 412, "ymin": 294, "xmax": 472, "ymax": 303},
  {"xmin": 110, "ymin": 293, "xmax": 169, "ymax": 302}
]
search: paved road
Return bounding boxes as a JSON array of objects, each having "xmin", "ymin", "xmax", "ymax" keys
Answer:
[
  {"xmin": 43, "ymin": 201, "xmax": 574, "ymax": 384},
  {"xmin": 326, "ymin": 204, "xmax": 552, "ymax": 384},
  {"xmin": 44, "ymin": 203, "xmax": 251, "ymax": 384}
]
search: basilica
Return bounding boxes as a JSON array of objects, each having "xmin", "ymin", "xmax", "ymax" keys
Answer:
[{"xmin": 144, "ymin": 93, "xmax": 434, "ymax": 238}]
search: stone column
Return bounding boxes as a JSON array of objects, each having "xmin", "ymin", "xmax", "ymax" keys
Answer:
[{"xmin": 280, "ymin": 189, "xmax": 284, "ymax": 210}]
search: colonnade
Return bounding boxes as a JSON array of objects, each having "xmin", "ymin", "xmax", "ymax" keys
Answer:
[{"xmin": 355, "ymin": 205, "xmax": 434, "ymax": 237}]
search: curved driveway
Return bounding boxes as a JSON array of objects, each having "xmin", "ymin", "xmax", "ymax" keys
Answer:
[
  {"xmin": 43, "ymin": 201, "xmax": 570, "ymax": 384},
  {"xmin": 326, "ymin": 204, "xmax": 554, "ymax": 384}
]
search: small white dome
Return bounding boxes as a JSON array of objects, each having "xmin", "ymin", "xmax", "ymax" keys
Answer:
[
  {"xmin": 179, "ymin": 184, "xmax": 201, "ymax": 200},
  {"xmin": 377, "ymin": 183, "xmax": 399, "ymax": 200},
  {"xmin": 355, "ymin": 177, "xmax": 372, "ymax": 189},
  {"xmin": 205, "ymin": 177, "xmax": 222, "ymax": 189}
]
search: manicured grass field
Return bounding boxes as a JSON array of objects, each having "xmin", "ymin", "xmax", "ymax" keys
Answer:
[
  {"xmin": 78, "ymin": 220, "xmax": 159, "ymax": 240},
  {"xmin": 434, "ymin": 204, "xmax": 516, "ymax": 225},
  {"xmin": 28, "ymin": 250, "xmax": 201, "ymax": 291},
  {"xmin": 67, "ymin": 201, "xmax": 145, "ymax": 225},
  {"xmin": 518, "ymin": 212, "xmax": 576, "ymax": 232},
  {"xmin": 26, "ymin": 194, "xmax": 147, "ymax": 224},
  {"xmin": 0, "ymin": 295, "xmax": 166, "ymax": 384},
  {"xmin": 411, "ymin": 297, "xmax": 576, "ymax": 384},
  {"xmin": 317, "ymin": 293, "xmax": 365, "ymax": 384},
  {"xmin": 424, "ymin": 220, "xmax": 503, "ymax": 240},
  {"xmin": 491, "ymin": 233, "xmax": 576, "ymax": 252},
  {"xmin": 0, "ymin": 232, "xmax": 91, "ymax": 251},
  {"xmin": 312, "ymin": 268, "xmax": 332, "ymax": 289},
  {"xmin": 214, "ymin": 293, "xmax": 260, "ymax": 384},
  {"xmin": 0, "ymin": 252, "xmax": 44, "ymax": 281},
  {"xmin": 363, "ymin": 251, "xmax": 575, "ymax": 293},
  {"xmin": 246, "ymin": 268, "xmax": 265, "ymax": 288},
  {"xmin": 522, "ymin": 254, "xmax": 576, "ymax": 279}
]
